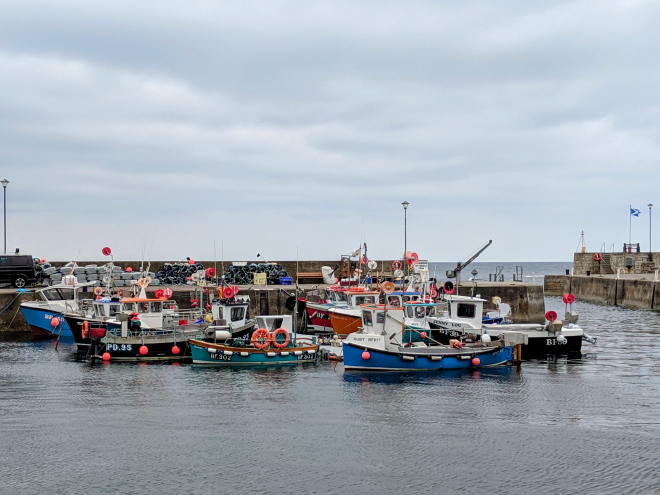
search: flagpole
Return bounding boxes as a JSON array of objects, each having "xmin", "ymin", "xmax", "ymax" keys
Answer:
[{"xmin": 629, "ymin": 205, "xmax": 632, "ymax": 247}]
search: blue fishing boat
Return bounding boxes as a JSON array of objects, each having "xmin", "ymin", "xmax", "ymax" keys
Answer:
[
  {"xmin": 20, "ymin": 280, "xmax": 99, "ymax": 338},
  {"xmin": 342, "ymin": 304, "xmax": 516, "ymax": 371},
  {"xmin": 190, "ymin": 314, "xmax": 318, "ymax": 365}
]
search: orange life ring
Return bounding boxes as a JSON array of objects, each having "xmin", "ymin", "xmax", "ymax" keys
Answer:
[
  {"xmin": 251, "ymin": 328, "xmax": 272, "ymax": 349},
  {"xmin": 392, "ymin": 261, "xmax": 402, "ymax": 270},
  {"xmin": 593, "ymin": 253, "xmax": 602, "ymax": 261},
  {"xmin": 93, "ymin": 287, "xmax": 103, "ymax": 296},
  {"xmin": 81, "ymin": 320, "xmax": 89, "ymax": 340},
  {"xmin": 352, "ymin": 287, "xmax": 366, "ymax": 292},
  {"xmin": 361, "ymin": 256, "xmax": 368, "ymax": 265},
  {"xmin": 271, "ymin": 328, "xmax": 290, "ymax": 349}
]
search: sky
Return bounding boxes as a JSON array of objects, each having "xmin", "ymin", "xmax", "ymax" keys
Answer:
[{"xmin": 1, "ymin": 0, "xmax": 659, "ymax": 262}]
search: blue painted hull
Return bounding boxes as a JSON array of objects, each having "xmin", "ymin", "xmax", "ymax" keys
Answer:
[
  {"xmin": 342, "ymin": 343, "xmax": 512, "ymax": 371},
  {"xmin": 20, "ymin": 305, "xmax": 73, "ymax": 339},
  {"xmin": 190, "ymin": 340, "xmax": 318, "ymax": 366}
]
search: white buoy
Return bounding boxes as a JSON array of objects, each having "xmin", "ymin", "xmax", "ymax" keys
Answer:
[
  {"xmin": 557, "ymin": 334, "xmax": 567, "ymax": 344},
  {"xmin": 481, "ymin": 333, "xmax": 491, "ymax": 343}
]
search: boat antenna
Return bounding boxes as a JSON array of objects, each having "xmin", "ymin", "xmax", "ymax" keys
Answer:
[
  {"xmin": 69, "ymin": 249, "xmax": 81, "ymax": 276},
  {"xmin": 214, "ymin": 240, "xmax": 217, "ymax": 287},
  {"xmin": 294, "ymin": 247, "xmax": 299, "ymax": 346}
]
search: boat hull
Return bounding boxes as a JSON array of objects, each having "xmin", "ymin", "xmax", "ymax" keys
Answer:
[
  {"xmin": 21, "ymin": 305, "xmax": 73, "ymax": 339},
  {"xmin": 190, "ymin": 339, "xmax": 318, "ymax": 366},
  {"xmin": 342, "ymin": 342, "xmax": 512, "ymax": 371},
  {"xmin": 428, "ymin": 323, "xmax": 583, "ymax": 357},
  {"xmin": 305, "ymin": 303, "xmax": 333, "ymax": 332},
  {"xmin": 328, "ymin": 311, "xmax": 361, "ymax": 336}
]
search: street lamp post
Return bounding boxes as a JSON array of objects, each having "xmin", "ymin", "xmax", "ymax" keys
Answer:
[
  {"xmin": 1, "ymin": 180, "xmax": 8, "ymax": 255},
  {"xmin": 401, "ymin": 201, "xmax": 409, "ymax": 260},
  {"xmin": 649, "ymin": 203, "xmax": 654, "ymax": 260}
]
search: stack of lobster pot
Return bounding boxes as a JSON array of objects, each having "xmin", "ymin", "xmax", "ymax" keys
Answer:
[
  {"xmin": 156, "ymin": 262, "xmax": 206, "ymax": 286},
  {"xmin": 222, "ymin": 263, "xmax": 289, "ymax": 286}
]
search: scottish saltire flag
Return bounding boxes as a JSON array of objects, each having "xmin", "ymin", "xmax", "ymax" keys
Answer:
[{"xmin": 631, "ymin": 207, "xmax": 641, "ymax": 217}]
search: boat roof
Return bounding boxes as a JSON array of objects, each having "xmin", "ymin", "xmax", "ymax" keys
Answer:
[
  {"xmin": 445, "ymin": 294, "xmax": 487, "ymax": 303},
  {"xmin": 391, "ymin": 291, "xmax": 421, "ymax": 295},
  {"xmin": 120, "ymin": 298, "xmax": 170, "ymax": 303},
  {"xmin": 360, "ymin": 303, "xmax": 403, "ymax": 310},
  {"xmin": 39, "ymin": 281, "xmax": 99, "ymax": 291},
  {"xmin": 403, "ymin": 301, "xmax": 436, "ymax": 307}
]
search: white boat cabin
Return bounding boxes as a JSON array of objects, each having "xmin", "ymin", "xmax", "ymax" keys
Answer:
[
  {"xmin": 403, "ymin": 301, "xmax": 437, "ymax": 329},
  {"xmin": 385, "ymin": 291, "xmax": 421, "ymax": 307},
  {"xmin": 324, "ymin": 287, "xmax": 349, "ymax": 305},
  {"xmin": 33, "ymin": 281, "xmax": 99, "ymax": 313},
  {"xmin": 436, "ymin": 295, "xmax": 486, "ymax": 331},
  {"xmin": 211, "ymin": 295, "xmax": 250, "ymax": 329}
]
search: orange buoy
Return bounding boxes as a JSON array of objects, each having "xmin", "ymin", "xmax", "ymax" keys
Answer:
[
  {"xmin": 271, "ymin": 328, "xmax": 291, "ymax": 349},
  {"xmin": 139, "ymin": 345, "xmax": 148, "ymax": 355},
  {"xmin": 50, "ymin": 317, "xmax": 59, "ymax": 328},
  {"xmin": 362, "ymin": 350, "xmax": 371, "ymax": 360},
  {"xmin": 172, "ymin": 345, "xmax": 180, "ymax": 355},
  {"xmin": 472, "ymin": 357, "xmax": 480, "ymax": 366},
  {"xmin": 102, "ymin": 352, "xmax": 111, "ymax": 361}
]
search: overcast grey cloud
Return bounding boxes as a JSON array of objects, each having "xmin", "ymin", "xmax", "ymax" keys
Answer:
[{"xmin": 1, "ymin": 0, "xmax": 659, "ymax": 262}]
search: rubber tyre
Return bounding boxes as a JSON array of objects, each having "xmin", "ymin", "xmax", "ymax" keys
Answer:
[{"xmin": 13, "ymin": 275, "xmax": 27, "ymax": 288}]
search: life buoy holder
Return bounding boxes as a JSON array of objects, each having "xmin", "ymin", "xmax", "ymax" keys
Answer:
[
  {"xmin": 271, "ymin": 328, "xmax": 290, "ymax": 349},
  {"xmin": 251, "ymin": 328, "xmax": 272, "ymax": 349},
  {"xmin": 593, "ymin": 253, "xmax": 602, "ymax": 261},
  {"xmin": 392, "ymin": 261, "xmax": 402, "ymax": 270}
]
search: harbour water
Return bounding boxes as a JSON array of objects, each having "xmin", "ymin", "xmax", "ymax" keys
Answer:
[{"xmin": 2, "ymin": 264, "xmax": 660, "ymax": 494}]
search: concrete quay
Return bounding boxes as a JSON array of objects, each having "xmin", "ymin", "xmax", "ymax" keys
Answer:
[{"xmin": 545, "ymin": 274, "xmax": 660, "ymax": 310}]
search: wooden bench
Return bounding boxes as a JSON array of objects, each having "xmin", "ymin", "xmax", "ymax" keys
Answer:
[{"xmin": 297, "ymin": 271, "xmax": 324, "ymax": 281}]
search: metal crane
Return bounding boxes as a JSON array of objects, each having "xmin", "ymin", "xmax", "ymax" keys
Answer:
[{"xmin": 446, "ymin": 240, "xmax": 493, "ymax": 286}]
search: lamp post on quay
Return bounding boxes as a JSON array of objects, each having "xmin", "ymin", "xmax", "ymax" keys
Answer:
[
  {"xmin": 1, "ymin": 179, "xmax": 8, "ymax": 255},
  {"xmin": 649, "ymin": 203, "xmax": 653, "ymax": 261}
]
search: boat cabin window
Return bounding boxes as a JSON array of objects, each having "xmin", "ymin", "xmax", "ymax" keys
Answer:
[
  {"xmin": 256, "ymin": 317, "xmax": 284, "ymax": 332},
  {"xmin": 216, "ymin": 307, "xmax": 224, "ymax": 320},
  {"xmin": 457, "ymin": 303, "xmax": 476, "ymax": 318},
  {"xmin": 362, "ymin": 311, "xmax": 373, "ymax": 327},
  {"xmin": 336, "ymin": 292, "xmax": 348, "ymax": 303},
  {"xmin": 150, "ymin": 302, "xmax": 163, "ymax": 313},
  {"xmin": 426, "ymin": 306, "xmax": 436, "ymax": 317},
  {"xmin": 387, "ymin": 296, "xmax": 400, "ymax": 306},
  {"xmin": 138, "ymin": 302, "xmax": 149, "ymax": 313},
  {"xmin": 415, "ymin": 307, "xmax": 426, "ymax": 318},
  {"xmin": 93, "ymin": 305, "xmax": 105, "ymax": 318},
  {"xmin": 42, "ymin": 288, "xmax": 75, "ymax": 301},
  {"xmin": 163, "ymin": 301, "xmax": 176, "ymax": 311},
  {"xmin": 354, "ymin": 296, "xmax": 375, "ymax": 305},
  {"xmin": 376, "ymin": 312, "xmax": 385, "ymax": 324},
  {"xmin": 403, "ymin": 295, "xmax": 414, "ymax": 303},
  {"xmin": 122, "ymin": 303, "xmax": 136, "ymax": 313},
  {"xmin": 231, "ymin": 307, "xmax": 245, "ymax": 322}
]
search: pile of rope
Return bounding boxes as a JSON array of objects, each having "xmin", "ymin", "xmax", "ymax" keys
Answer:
[{"xmin": 156, "ymin": 262, "xmax": 207, "ymax": 286}]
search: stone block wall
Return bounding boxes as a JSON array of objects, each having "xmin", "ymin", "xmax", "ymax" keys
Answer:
[{"xmin": 573, "ymin": 253, "xmax": 660, "ymax": 275}]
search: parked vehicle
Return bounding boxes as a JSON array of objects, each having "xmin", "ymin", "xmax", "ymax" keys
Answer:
[{"xmin": 0, "ymin": 254, "xmax": 37, "ymax": 288}]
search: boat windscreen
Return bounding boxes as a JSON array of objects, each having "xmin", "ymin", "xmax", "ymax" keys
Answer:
[
  {"xmin": 336, "ymin": 292, "xmax": 348, "ymax": 303},
  {"xmin": 42, "ymin": 288, "xmax": 75, "ymax": 301}
]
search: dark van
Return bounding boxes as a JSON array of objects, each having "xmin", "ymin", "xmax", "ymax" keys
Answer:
[{"xmin": 0, "ymin": 255, "xmax": 37, "ymax": 288}]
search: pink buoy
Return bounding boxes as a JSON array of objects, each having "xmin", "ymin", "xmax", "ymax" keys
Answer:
[
  {"xmin": 40, "ymin": 258, "xmax": 46, "ymax": 263},
  {"xmin": 420, "ymin": 332, "xmax": 428, "ymax": 339},
  {"xmin": 50, "ymin": 317, "xmax": 59, "ymax": 328},
  {"xmin": 472, "ymin": 357, "xmax": 480, "ymax": 366},
  {"xmin": 102, "ymin": 352, "xmax": 111, "ymax": 361},
  {"xmin": 126, "ymin": 267, "xmax": 133, "ymax": 272},
  {"xmin": 362, "ymin": 350, "xmax": 371, "ymax": 360},
  {"xmin": 162, "ymin": 288, "xmax": 173, "ymax": 298},
  {"xmin": 139, "ymin": 345, "xmax": 148, "ymax": 355},
  {"xmin": 189, "ymin": 259, "xmax": 195, "ymax": 265},
  {"xmin": 172, "ymin": 346, "xmax": 180, "ymax": 355}
]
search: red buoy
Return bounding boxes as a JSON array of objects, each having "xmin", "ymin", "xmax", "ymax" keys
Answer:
[
  {"xmin": 40, "ymin": 258, "xmax": 46, "ymax": 263},
  {"xmin": 102, "ymin": 247, "xmax": 112, "ymax": 256},
  {"xmin": 189, "ymin": 259, "xmax": 195, "ymax": 265},
  {"xmin": 126, "ymin": 267, "xmax": 133, "ymax": 272},
  {"xmin": 223, "ymin": 287, "xmax": 235, "ymax": 299},
  {"xmin": 50, "ymin": 317, "xmax": 59, "ymax": 328},
  {"xmin": 545, "ymin": 311, "xmax": 558, "ymax": 322},
  {"xmin": 102, "ymin": 352, "xmax": 111, "ymax": 361},
  {"xmin": 362, "ymin": 350, "xmax": 371, "ymax": 360},
  {"xmin": 231, "ymin": 285, "xmax": 239, "ymax": 295},
  {"xmin": 563, "ymin": 294, "xmax": 575, "ymax": 304},
  {"xmin": 154, "ymin": 289, "xmax": 164, "ymax": 299},
  {"xmin": 206, "ymin": 268, "xmax": 216, "ymax": 278},
  {"xmin": 472, "ymin": 357, "xmax": 480, "ymax": 366},
  {"xmin": 420, "ymin": 332, "xmax": 428, "ymax": 338},
  {"xmin": 139, "ymin": 345, "xmax": 148, "ymax": 355},
  {"xmin": 172, "ymin": 346, "xmax": 180, "ymax": 355}
]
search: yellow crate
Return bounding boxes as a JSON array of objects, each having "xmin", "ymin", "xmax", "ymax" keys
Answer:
[{"xmin": 253, "ymin": 273, "xmax": 267, "ymax": 285}]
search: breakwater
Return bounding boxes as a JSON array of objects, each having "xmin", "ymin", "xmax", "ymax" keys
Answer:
[{"xmin": 545, "ymin": 274, "xmax": 660, "ymax": 310}]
